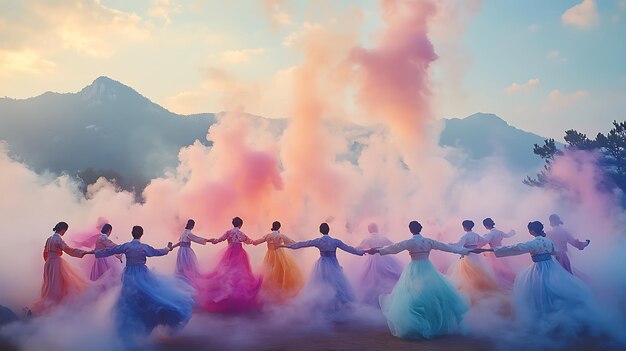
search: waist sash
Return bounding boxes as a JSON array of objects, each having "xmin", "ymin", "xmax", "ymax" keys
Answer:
[
  {"xmin": 531, "ymin": 253, "xmax": 552, "ymax": 263},
  {"xmin": 179, "ymin": 242, "xmax": 191, "ymax": 248},
  {"xmin": 47, "ymin": 252, "xmax": 62, "ymax": 258},
  {"xmin": 410, "ymin": 251, "xmax": 430, "ymax": 260},
  {"xmin": 320, "ymin": 251, "xmax": 336, "ymax": 257}
]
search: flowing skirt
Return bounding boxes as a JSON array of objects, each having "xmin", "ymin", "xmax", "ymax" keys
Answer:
[
  {"xmin": 90, "ymin": 256, "xmax": 121, "ymax": 282},
  {"xmin": 299, "ymin": 256, "xmax": 356, "ymax": 319},
  {"xmin": 553, "ymin": 252, "xmax": 573, "ymax": 274},
  {"xmin": 259, "ymin": 249, "xmax": 304, "ymax": 302},
  {"xmin": 32, "ymin": 257, "xmax": 88, "ymax": 314},
  {"xmin": 484, "ymin": 253, "xmax": 516, "ymax": 291},
  {"xmin": 198, "ymin": 244, "xmax": 262, "ymax": 313},
  {"xmin": 116, "ymin": 265, "xmax": 194, "ymax": 343},
  {"xmin": 448, "ymin": 255, "xmax": 504, "ymax": 304},
  {"xmin": 514, "ymin": 259, "xmax": 598, "ymax": 333},
  {"xmin": 381, "ymin": 259, "xmax": 469, "ymax": 339},
  {"xmin": 176, "ymin": 246, "xmax": 201, "ymax": 287},
  {"xmin": 357, "ymin": 254, "xmax": 402, "ymax": 306}
]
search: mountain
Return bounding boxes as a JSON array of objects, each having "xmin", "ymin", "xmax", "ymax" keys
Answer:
[
  {"xmin": 0, "ymin": 77, "xmax": 548, "ymax": 193},
  {"xmin": 0, "ymin": 77, "xmax": 217, "ymax": 190},
  {"xmin": 439, "ymin": 112, "xmax": 548, "ymax": 172}
]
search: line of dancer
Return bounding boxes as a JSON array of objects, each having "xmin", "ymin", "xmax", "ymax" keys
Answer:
[{"xmin": 27, "ymin": 213, "xmax": 602, "ymax": 346}]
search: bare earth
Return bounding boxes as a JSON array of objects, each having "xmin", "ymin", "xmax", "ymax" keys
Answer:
[{"xmin": 154, "ymin": 325, "xmax": 615, "ymax": 351}]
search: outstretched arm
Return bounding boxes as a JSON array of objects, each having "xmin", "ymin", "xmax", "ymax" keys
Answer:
[
  {"xmin": 430, "ymin": 239, "xmax": 470, "ymax": 255},
  {"xmin": 95, "ymin": 243, "xmax": 126, "ymax": 258},
  {"xmin": 252, "ymin": 235, "xmax": 268, "ymax": 246},
  {"xmin": 61, "ymin": 239, "xmax": 88, "ymax": 258},
  {"xmin": 337, "ymin": 240, "xmax": 365, "ymax": 256},
  {"xmin": 145, "ymin": 244, "xmax": 171, "ymax": 257},
  {"xmin": 290, "ymin": 238, "xmax": 319, "ymax": 250},
  {"xmin": 493, "ymin": 241, "xmax": 534, "ymax": 258},
  {"xmin": 378, "ymin": 240, "xmax": 409, "ymax": 256},
  {"xmin": 212, "ymin": 232, "xmax": 229, "ymax": 244},
  {"xmin": 188, "ymin": 232, "xmax": 210, "ymax": 245},
  {"xmin": 503, "ymin": 230, "xmax": 516, "ymax": 238},
  {"xmin": 567, "ymin": 233, "xmax": 589, "ymax": 250}
]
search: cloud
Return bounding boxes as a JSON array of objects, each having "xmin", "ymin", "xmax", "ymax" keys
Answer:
[
  {"xmin": 0, "ymin": 0, "xmax": 149, "ymax": 75},
  {"xmin": 262, "ymin": 0, "xmax": 294, "ymax": 28},
  {"xmin": 546, "ymin": 89, "xmax": 589, "ymax": 109},
  {"xmin": 504, "ymin": 78, "xmax": 540, "ymax": 94},
  {"xmin": 562, "ymin": 0, "xmax": 599, "ymax": 29},
  {"xmin": 528, "ymin": 23, "xmax": 540, "ymax": 31},
  {"xmin": 547, "ymin": 50, "xmax": 560, "ymax": 59},
  {"xmin": 547, "ymin": 50, "xmax": 567, "ymax": 62},
  {"xmin": 148, "ymin": 0, "xmax": 180, "ymax": 24},
  {"xmin": 0, "ymin": 49, "xmax": 56, "ymax": 75},
  {"xmin": 220, "ymin": 48, "xmax": 266, "ymax": 64}
]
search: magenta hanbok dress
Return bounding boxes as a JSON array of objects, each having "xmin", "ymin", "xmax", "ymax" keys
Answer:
[
  {"xmin": 546, "ymin": 226, "xmax": 587, "ymax": 274},
  {"xmin": 356, "ymin": 233, "xmax": 402, "ymax": 306},
  {"xmin": 175, "ymin": 229, "xmax": 208, "ymax": 287},
  {"xmin": 197, "ymin": 228, "xmax": 262, "ymax": 313},
  {"xmin": 90, "ymin": 233, "xmax": 122, "ymax": 281},
  {"xmin": 482, "ymin": 228, "xmax": 517, "ymax": 290}
]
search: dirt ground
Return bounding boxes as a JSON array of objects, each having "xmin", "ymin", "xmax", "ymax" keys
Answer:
[{"xmin": 154, "ymin": 324, "xmax": 617, "ymax": 351}]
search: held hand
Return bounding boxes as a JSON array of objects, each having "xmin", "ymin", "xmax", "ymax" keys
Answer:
[
  {"xmin": 584, "ymin": 239, "xmax": 591, "ymax": 248},
  {"xmin": 167, "ymin": 242, "xmax": 174, "ymax": 251},
  {"xmin": 469, "ymin": 248, "xmax": 488, "ymax": 254},
  {"xmin": 365, "ymin": 248, "xmax": 379, "ymax": 255}
]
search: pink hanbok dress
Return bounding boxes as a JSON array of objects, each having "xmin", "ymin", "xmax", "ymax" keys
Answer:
[
  {"xmin": 90, "ymin": 233, "xmax": 122, "ymax": 282},
  {"xmin": 32, "ymin": 233, "xmax": 88, "ymax": 314},
  {"xmin": 482, "ymin": 228, "xmax": 517, "ymax": 290}
]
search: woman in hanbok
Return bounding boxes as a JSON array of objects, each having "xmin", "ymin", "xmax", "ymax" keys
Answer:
[
  {"xmin": 252, "ymin": 221, "xmax": 304, "ymax": 302},
  {"xmin": 472, "ymin": 221, "xmax": 601, "ymax": 336},
  {"xmin": 356, "ymin": 223, "xmax": 402, "ymax": 306},
  {"xmin": 546, "ymin": 214, "xmax": 590, "ymax": 274},
  {"xmin": 172, "ymin": 219, "xmax": 211, "ymax": 287},
  {"xmin": 32, "ymin": 222, "xmax": 91, "ymax": 314},
  {"xmin": 367, "ymin": 221, "xmax": 469, "ymax": 339},
  {"xmin": 448, "ymin": 220, "xmax": 504, "ymax": 305},
  {"xmin": 285, "ymin": 223, "xmax": 364, "ymax": 316},
  {"xmin": 198, "ymin": 217, "xmax": 262, "ymax": 313},
  {"xmin": 94, "ymin": 226, "xmax": 193, "ymax": 344},
  {"xmin": 481, "ymin": 217, "xmax": 517, "ymax": 290},
  {"xmin": 90, "ymin": 223, "xmax": 123, "ymax": 282}
]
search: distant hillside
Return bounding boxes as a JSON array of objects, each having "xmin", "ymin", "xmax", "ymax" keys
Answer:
[
  {"xmin": 439, "ymin": 112, "xmax": 548, "ymax": 172},
  {"xmin": 0, "ymin": 77, "xmax": 549, "ymax": 193}
]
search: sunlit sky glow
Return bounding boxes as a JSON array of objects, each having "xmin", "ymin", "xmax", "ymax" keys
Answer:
[{"xmin": 1, "ymin": 0, "xmax": 625, "ymax": 139}]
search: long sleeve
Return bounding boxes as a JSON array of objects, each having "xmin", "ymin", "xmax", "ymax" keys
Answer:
[
  {"xmin": 290, "ymin": 238, "xmax": 319, "ymax": 249},
  {"xmin": 103, "ymin": 237, "xmax": 123, "ymax": 261},
  {"xmin": 453, "ymin": 235, "xmax": 468, "ymax": 247},
  {"xmin": 187, "ymin": 232, "xmax": 208, "ymax": 245},
  {"xmin": 337, "ymin": 240, "xmax": 365, "ymax": 256},
  {"xmin": 567, "ymin": 233, "xmax": 587, "ymax": 250},
  {"xmin": 144, "ymin": 245, "xmax": 169, "ymax": 257},
  {"xmin": 379, "ymin": 240, "xmax": 409, "ymax": 256},
  {"xmin": 96, "ymin": 244, "xmax": 126, "ymax": 258},
  {"xmin": 503, "ymin": 230, "xmax": 516, "ymax": 238},
  {"xmin": 213, "ymin": 231, "xmax": 229, "ymax": 244},
  {"xmin": 430, "ymin": 239, "xmax": 469, "ymax": 255},
  {"xmin": 252, "ymin": 235, "xmax": 268, "ymax": 246},
  {"xmin": 60, "ymin": 239, "xmax": 86, "ymax": 258},
  {"xmin": 240, "ymin": 232, "xmax": 254, "ymax": 245},
  {"xmin": 494, "ymin": 241, "xmax": 534, "ymax": 258},
  {"xmin": 279, "ymin": 234, "xmax": 296, "ymax": 246}
]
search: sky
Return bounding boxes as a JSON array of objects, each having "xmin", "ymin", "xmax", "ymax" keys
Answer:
[{"xmin": 0, "ymin": 0, "xmax": 624, "ymax": 140}]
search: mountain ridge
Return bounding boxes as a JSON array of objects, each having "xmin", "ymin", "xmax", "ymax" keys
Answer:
[{"xmin": 0, "ymin": 76, "xmax": 548, "ymax": 193}]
